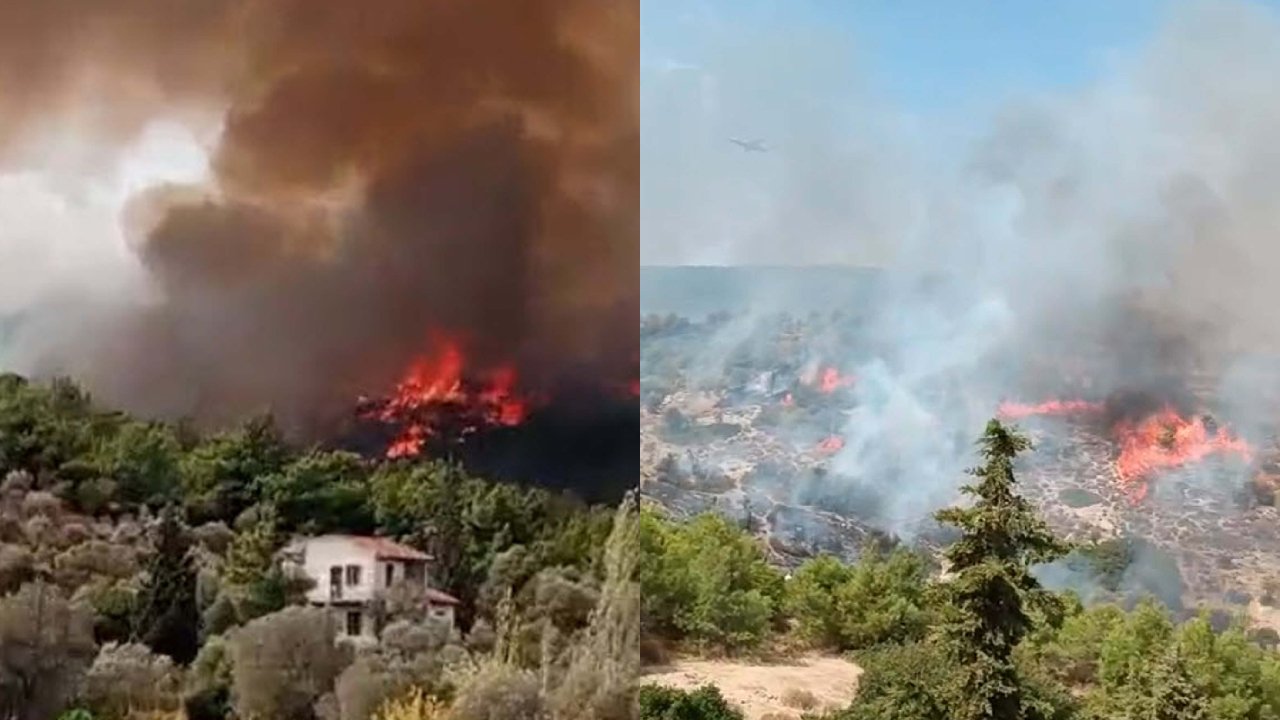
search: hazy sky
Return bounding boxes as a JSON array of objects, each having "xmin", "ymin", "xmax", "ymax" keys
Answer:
[{"xmin": 639, "ymin": 0, "xmax": 1279, "ymax": 266}]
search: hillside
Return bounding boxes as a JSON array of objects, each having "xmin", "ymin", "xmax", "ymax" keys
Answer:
[{"xmin": 0, "ymin": 372, "xmax": 635, "ymax": 720}]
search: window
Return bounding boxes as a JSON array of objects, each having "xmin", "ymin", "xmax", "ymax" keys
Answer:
[
  {"xmin": 345, "ymin": 610, "xmax": 362, "ymax": 637},
  {"xmin": 345, "ymin": 565, "xmax": 362, "ymax": 586},
  {"xmin": 385, "ymin": 563, "xmax": 395, "ymax": 587},
  {"xmin": 329, "ymin": 566, "xmax": 343, "ymax": 600}
]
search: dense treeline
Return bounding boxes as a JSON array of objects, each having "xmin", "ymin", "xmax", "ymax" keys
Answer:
[
  {"xmin": 0, "ymin": 373, "xmax": 637, "ymax": 720},
  {"xmin": 639, "ymin": 420, "xmax": 1280, "ymax": 720}
]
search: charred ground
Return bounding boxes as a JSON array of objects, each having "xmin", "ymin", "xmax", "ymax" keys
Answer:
[{"xmin": 640, "ymin": 266, "xmax": 1280, "ymax": 616}]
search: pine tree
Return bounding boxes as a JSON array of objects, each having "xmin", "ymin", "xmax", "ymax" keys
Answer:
[
  {"xmin": 132, "ymin": 504, "xmax": 200, "ymax": 664},
  {"xmin": 1144, "ymin": 645, "xmax": 1208, "ymax": 720},
  {"xmin": 934, "ymin": 420, "xmax": 1069, "ymax": 720}
]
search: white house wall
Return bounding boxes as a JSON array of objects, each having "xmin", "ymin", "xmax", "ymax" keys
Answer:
[{"xmin": 300, "ymin": 536, "xmax": 378, "ymax": 604}]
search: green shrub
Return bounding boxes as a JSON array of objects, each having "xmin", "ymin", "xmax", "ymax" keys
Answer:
[{"xmin": 638, "ymin": 684, "xmax": 744, "ymax": 720}]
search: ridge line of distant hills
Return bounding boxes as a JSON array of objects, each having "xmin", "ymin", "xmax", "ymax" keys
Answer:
[{"xmin": 640, "ymin": 264, "xmax": 887, "ymax": 317}]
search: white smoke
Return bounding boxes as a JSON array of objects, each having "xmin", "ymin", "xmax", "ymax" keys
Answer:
[{"xmin": 643, "ymin": 0, "xmax": 1280, "ymax": 535}]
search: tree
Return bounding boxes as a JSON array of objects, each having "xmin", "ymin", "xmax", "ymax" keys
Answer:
[
  {"xmin": 837, "ymin": 642, "xmax": 953, "ymax": 720},
  {"xmin": 257, "ymin": 450, "xmax": 374, "ymax": 534},
  {"xmin": 214, "ymin": 506, "xmax": 310, "ymax": 627},
  {"xmin": 370, "ymin": 461, "xmax": 590, "ymax": 628},
  {"xmin": 132, "ymin": 505, "xmax": 200, "ymax": 663},
  {"xmin": 0, "ymin": 375, "xmax": 99, "ymax": 479},
  {"xmin": 181, "ymin": 414, "xmax": 289, "ymax": 524},
  {"xmin": 82, "ymin": 642, "xmax": 183, "ymax": 719},
  {"xmin": 90, "ymin": 421, "xmax": 183, "ymax": 508},
  {"xmin": 1143, "ymin": 645, "xmax": 1209, "ymax": 720},
  {"xmin": 932, "ymin": 420, "xmax": 1069, "ymax": 720},
  {"xmin": 0, "ymin": 581, "xmax": 97, "ymax": 720},
  {"xmin": 448, "ymin": 663, "xmax": 547, "ymax": 720},
  {"xmin": 786, "ymin": 546, "xmax": 930, "ymax": 651},
  {"xmin": 226, "ymin": 606, "xmax": 350, "ymax": 720},
  {"xmin": 639, "ymin": 509, "xmax": 783, "ymax": 652},
  {"xmin": 550, "ymin": 493, "xmax": 641, "ymax": 719}
]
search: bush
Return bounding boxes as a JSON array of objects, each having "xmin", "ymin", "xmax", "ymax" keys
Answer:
[
  {"xmin": 448, "ymin": 663, "xmax": 546, "ymax": 720},
  {"xmin": 781, "ymin": 687, "xmax": 818, "ymax": 710},
  {"xmin": 226, "ymin": 607, "xmax": 351, "ymax": 720},
  {"xmin": 373, "ymin": 687, "xmax": 448, "ymax": 720},
  {"xmin": 785, "ymin": 548, "xmax": 929, "ymax": 651},
  {"xmin": 639, "ymin": 510, "xmax": 784, "ymax": 651},
  {"xmin": 82, "ymin": 642, "xmax": 183, "ymax": 719},
  {"xmin": 1057, "ymin": 487, "xmax": 1102, "ymax": 508},
  {"xmin": 637, "ymin": 684, "xmax": 744, "ymax": 720}
]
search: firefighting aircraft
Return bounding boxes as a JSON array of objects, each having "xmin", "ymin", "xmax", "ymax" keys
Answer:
[{"xmin": 729, "ymin": 137, "xmax": 768, "ymax": 152}]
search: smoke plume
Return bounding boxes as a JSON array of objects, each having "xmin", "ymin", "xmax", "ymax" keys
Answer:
[
  {"xmin": 642, "ymin": 0, "xmax": 1280, "ymax": 534},
  {"xmin": 0, "ymin": 0, "xmax": 638, "ymax": 436}
]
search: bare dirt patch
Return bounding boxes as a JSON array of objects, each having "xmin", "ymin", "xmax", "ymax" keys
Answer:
[{"xmin": 641, "ymin": 654, "xmax": 862, "ymax": 720}]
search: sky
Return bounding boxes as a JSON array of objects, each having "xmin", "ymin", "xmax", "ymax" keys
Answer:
[
  {"xmin": 0, "ymin": 120, "xmax": 210, "ymax": 315},
  {"xmin": 639, "ymin": 0, "xmax": 1280, "ymax": 266},
  {"xmin": 642, "ymin": 0, "xmax": 1168, "ymax": 117}
]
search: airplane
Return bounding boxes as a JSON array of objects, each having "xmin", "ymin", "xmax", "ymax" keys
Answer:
[{"xmin": 729, "ymin": 137, "xmax": 768, "ymax": 152}]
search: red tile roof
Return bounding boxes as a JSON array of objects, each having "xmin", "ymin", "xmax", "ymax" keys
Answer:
[
  {"xmin": 424, "ymin": 587, "xmax": 461, "ymax": 606},
  {"xmin": 349, "ymin": 536, "xmax": 431, "ymax": 561}
]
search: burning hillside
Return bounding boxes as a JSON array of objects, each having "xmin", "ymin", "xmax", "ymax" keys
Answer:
[
  {"xmin": 0, "ymin": 0, "xmax": 639, "ymax": 501},
  {"xmin": 641, "ymin": 293, "xmax": 1280, "ymax": 607},
  {"xmin": 998, "ymin": 393, "xmax": 1254, "ymax": 503},
  {"xmin": 357, "ymin": 338, "xmax": 532, "ymax": 460},
  {"xmin": 348, "ymin": 334, "xmax": 638, "ymax": 503}
]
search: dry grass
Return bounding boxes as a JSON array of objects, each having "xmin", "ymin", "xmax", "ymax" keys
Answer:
[{"xmin": 642, "ymin": 654, "xmax": 861, "ymax": 720}]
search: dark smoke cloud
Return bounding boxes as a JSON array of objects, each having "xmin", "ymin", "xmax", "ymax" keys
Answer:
[{"xmin": 0, "ymin": 0, "xmax": 638, "ymax": 435}]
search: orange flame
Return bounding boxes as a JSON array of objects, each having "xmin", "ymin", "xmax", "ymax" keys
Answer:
[
  {"xmin": 817, "ymin": 367, "xmax": 856, "ymax": 394},
  {"xmin": 996, "ymin": 399, "xmax": 1103, "ymax": 419},
  {"xmin": 370, "ymin": 338, "xmax": 529, "ymax": 459},
  {"xmin": 1113, "ymin": 407, "xmax": 1252, "ymax": 502},
  {"xmin": 816, "ymin": 435, "xmax": 845, "ymax": 454}
]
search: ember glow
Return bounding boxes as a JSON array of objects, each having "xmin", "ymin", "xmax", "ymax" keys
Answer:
[
  {"xmin": 362, "ymin": 338, "xmax": 531, "ymax": 459},
  {"xmin": 816, "ymin": 367, "xmax": 856, "ymax": 393},
  {"xmin": 1113, "ymin": 407, "xmax": 1253, "ymax": 502},
  {"xmin": 817, "ymin": 435, "xmax": 845, "ymax": 454},
  {"xmin": 997, "ymin": 399, "xmax": 1104, "ymax": 420}
]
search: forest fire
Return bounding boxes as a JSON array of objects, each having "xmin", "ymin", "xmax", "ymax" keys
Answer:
[
  {"xmin": 1112, "ymin": 408, "xmax": 1252, "ymax": 502},
  {"xmin": 997, "ymin": 399, "xmax": 1103, "ymax": 419},
  {"xmin": 359, "ymin": 339, "xmax": 533, "ymax": 459},
  {"xmin": 348, "ymin": 335, "xmax": 638, "ymax": 503},
  {"xmin": 999, "ymin": 395, "xmax": 1253, "ymax": 502},
  {"xmin": 817, "ymin": 367, "xmax": 856, "ymax": 393}
]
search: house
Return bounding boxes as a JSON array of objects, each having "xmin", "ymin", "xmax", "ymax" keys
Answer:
[{"xmin": 282, "ymin": 534, "xmax": 461, "ymax": 642}]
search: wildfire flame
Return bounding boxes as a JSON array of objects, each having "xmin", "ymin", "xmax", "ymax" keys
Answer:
[
  {"xmin": 997, "ymin": 399, "xmax": 1103, "ymax": 420},
  {"xmin": 364, "ymin": 338, "xmax": 530, "ymax": 459},
  {"xmin": 996, "ymin": 396, "xmax": 1252, "ymax": 503},
  {"xmin": 1113, "ymin": 407, "xmax": 1252, "ymax": 502},
  {"xmin": 816, "ymin": 435, "xmax": 845, "ymax": 454},
  {"xmin": 817, "ymin": 367, "xmax": 856, "ymax": 394}
]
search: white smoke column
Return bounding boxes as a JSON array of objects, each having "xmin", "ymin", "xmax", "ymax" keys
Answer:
[{"xmin": 0, "ymin": 120, "xmax": 212, "ymax": 370}]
